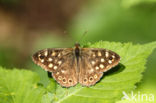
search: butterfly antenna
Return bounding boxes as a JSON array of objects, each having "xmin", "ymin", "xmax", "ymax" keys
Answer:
[{"xmin": 77, "ymin": 30, "xmax": 88, "ymax": 44}]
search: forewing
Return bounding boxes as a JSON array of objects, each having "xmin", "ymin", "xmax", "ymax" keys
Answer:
[
  {"xmin": 79, "ymin": 48, "xmax": 120, "ymax": 86},
  {"xmin": 32, "ymin": 48, "xmax": 78, "ymax": 87}
]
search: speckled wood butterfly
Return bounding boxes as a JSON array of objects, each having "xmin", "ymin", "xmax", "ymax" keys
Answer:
[{"xmin": 32, "ymin": 43, "xmax": 120, "ymax": 87}]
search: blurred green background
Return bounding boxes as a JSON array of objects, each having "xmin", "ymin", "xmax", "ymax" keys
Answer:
[{"xmin": 0, "ymin": 0, "xmax": 156, "ymax": 99}]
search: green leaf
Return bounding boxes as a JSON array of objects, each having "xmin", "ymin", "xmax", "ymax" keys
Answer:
[
  {"xmin": 41, "ymin": 41, "xmax": 156, "ymax": 103},
  {"xmin": 0, "ymin": 41, "xmax": 156, "ymax": 103},
  {"xmin": 0, "ymin": 67, "xmax": 45, "ymax": 103},
  {"xmin": 122, "ymin": 0, "xmax": 156, "ymax": 8}
]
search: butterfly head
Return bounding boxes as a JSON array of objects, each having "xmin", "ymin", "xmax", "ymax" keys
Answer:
[{"xmin": 75, "ymin": 43, "xmax": 80, "ymax": 48}]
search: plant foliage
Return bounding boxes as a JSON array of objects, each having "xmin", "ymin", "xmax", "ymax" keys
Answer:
[{"xmin": 0, "ymin": 41, "xmax": 156, "ymax": 103}]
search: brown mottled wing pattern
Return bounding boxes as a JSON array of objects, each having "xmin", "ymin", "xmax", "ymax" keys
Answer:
[
  {"xmin": 32, "ymin": 48, "xmax": 78, "ymax": 87},
  {"xmin": 78, "ymin": 48, "xmax": 120, "ymax": 86}
]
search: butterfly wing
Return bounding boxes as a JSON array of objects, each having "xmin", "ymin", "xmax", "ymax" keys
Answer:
[
  {"xmin": 32, "ymin": 48, "xmax": 78, "ymax": 87},
  {"xmin": 78, "ymin": 48, "xmax": 120, "ymax": 86}
]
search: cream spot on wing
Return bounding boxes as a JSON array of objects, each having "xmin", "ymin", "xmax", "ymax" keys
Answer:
[
  {"xmin": 84, "ymin": 78, "xmax": 88, "ymax": 83},
  {"xmin": 94, "ymin": 74, "xmax": 97, "ymax": 79},
  {"xmin": 58, "ymin": 53, "xmax": 61, "ymax": 57},
  {"xmin": 95, "ymin": 66, "xmax": 99, "ymax": 70},
  {"xmin": 48, "ymin": 57, "xmax": 53, "ymax": 62},
  {"xmin": 58, "ymin": 60, "xmax": 62, "ymax": 65},
  {"xmin": 89, "ymin": 68, "xmax": 94, "ymax": 73},
  {"xmin": 100, "ymin": 64, "xmax": 104, "ymax": 69},
  {"xmin": 38, "ymin": 54, "xmax": 41, "ymax": 57},
  {"xmin": 108, "ymin": 60, "xmax": 112, "ymax": 64},
  {"xmin": 58, "ymin": 76, "xmax": 62, "ymax": 80},
  {"xmin": 98, "ymin": 51, "xmax": 102, "ymax": 56},
  {"xmin": 62, "ymin": 78, "xmax": 67, "ymax": 83},
  {"xmin": 54, "ymin": 59, "xmax": 58, "ymax": 63},
  {"xmin": 40, "ymin": 59, "xmax": 44, "ymax": 63},
  {"xmin": 52, "ymin": 52, "xmax": 56, "ymax": 56},
  {"xmin": 91, "ymin": 61, "xmax": 95, "ymax": 65},
  {"xmin": 109, "ymin": 56, "xmax": 114, "ymax": 61},
  {"xmin": 68, "ymin": 79, "xmax": 73, "ymax": 83},
  {"xmin": 101, "ymin": 58, "xmax": 105, "ymax": 62},
  {"xmin": 44, "ymin": 50, "xmax": 48, "ymax": 56},
  {"xmin": 105, "ymin": 51, "xmax": 109, "ymax": 57},
  {"xmin": 112, "ymin": 55, "xmax": 115, "ymax": 58},
  {"xmin": 89, "ymin": 76, "xmax": 94, "ymax": 82},
  {"xmin": 104, "ymin": 69, "xmax": 108, "ymax": 72},
  {"xmin": 38, "ymin": 54, "xmax": 45, "ymax": 60},
  {"xmin": 56, "ymin": 72, "xmax": 60, "ymax": 75},
  {"xmin": 61, "ymin": 70, "xmax": 66, "ymax": 73},
  {"xmin": 48, "ymin": 63, "xmax": 53, "ymax": 68},
  {"xmin": 92, "ymin": 53, "xmax": 96, "ymax": 57},
  {"xmin": 54, "ymin": 66, "xmax": 58, "ymax": 70}
]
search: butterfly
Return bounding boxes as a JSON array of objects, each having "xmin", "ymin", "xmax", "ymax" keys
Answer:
[{"xmin": 32, "ymin": 43, "xmax": 120, "ymax": 87}]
